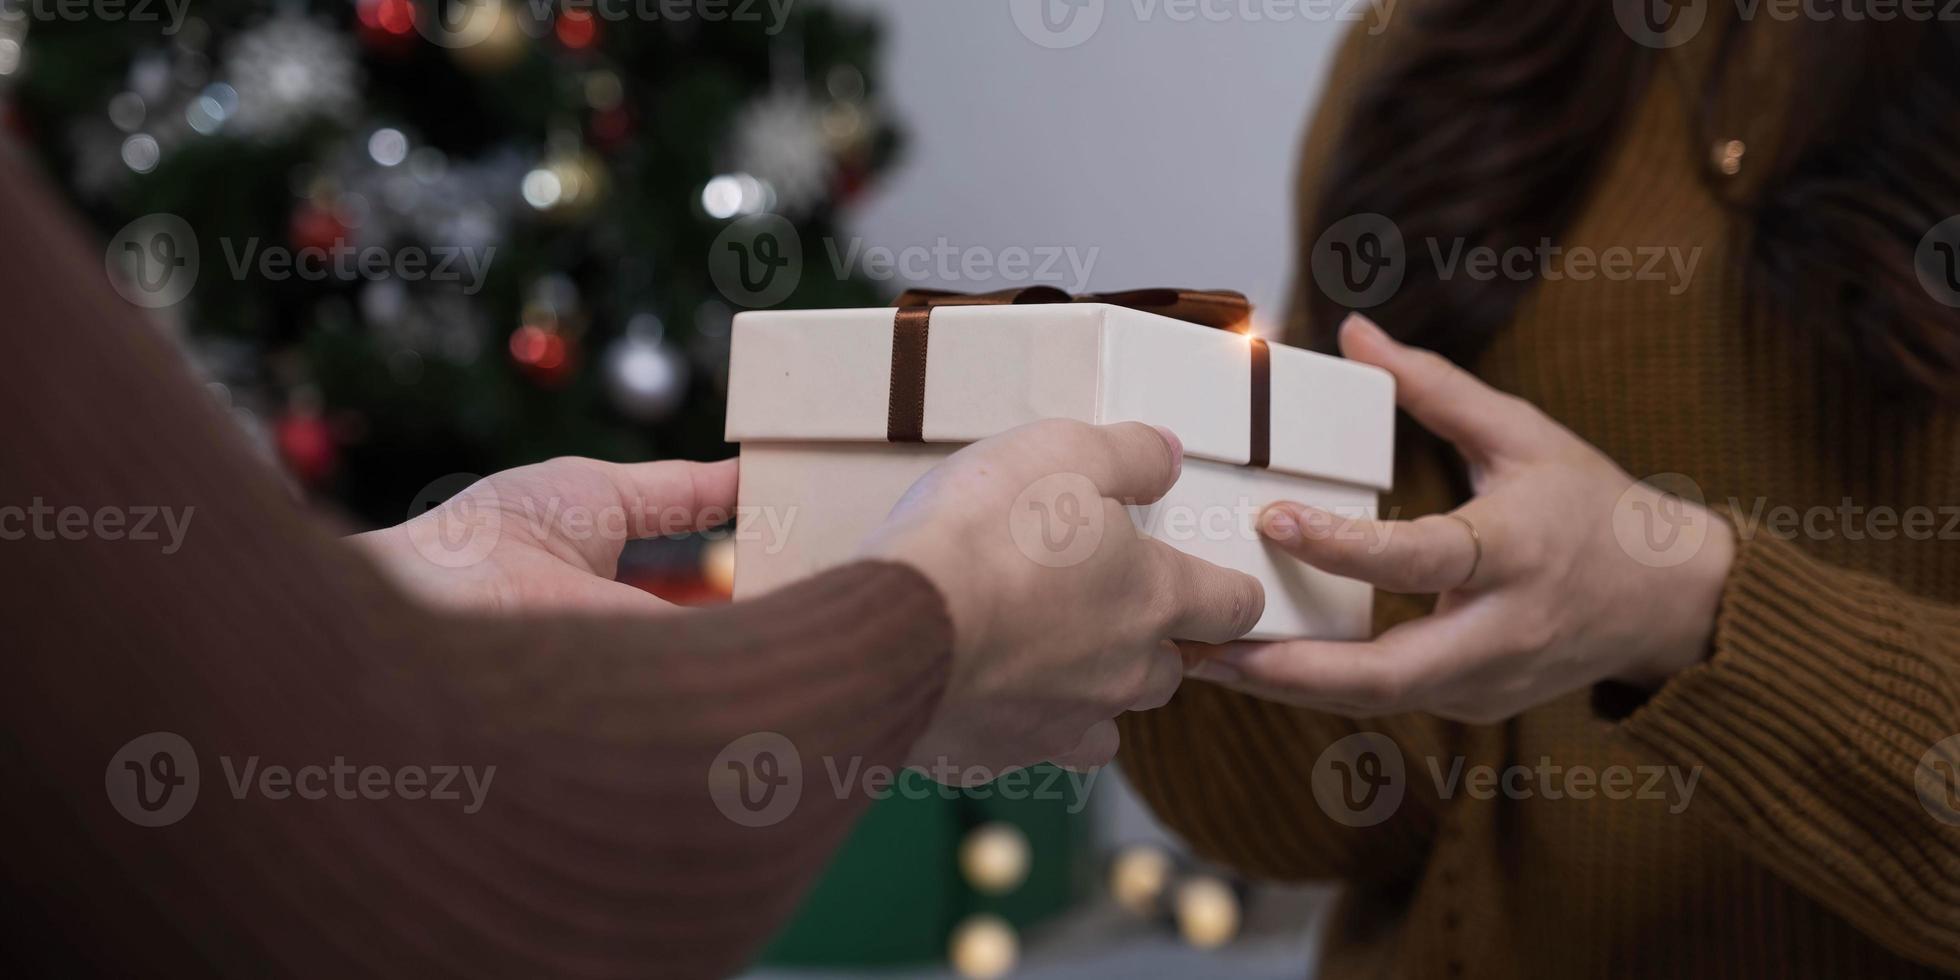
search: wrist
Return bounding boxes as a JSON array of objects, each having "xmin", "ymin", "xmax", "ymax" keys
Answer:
[
  {"xmin": 1625, "ymin": 506, "xmax": 1737, "ymax": 688},
  {"xmin": 863, "ymin": 526, "xmax": 989, "ymax": 663}
]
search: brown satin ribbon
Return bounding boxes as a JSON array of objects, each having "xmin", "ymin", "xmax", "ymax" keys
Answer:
[
  {"xmin": 887, "ymin": 307, "xmax": 932, "ymax": 443},
  {"xmin": 1248, "ymin": 335, "xmax": 1271, "ymax": 469},
  {"xmin": 886, "ymin": 288, "xmax": 1271, "ymax": 467}
]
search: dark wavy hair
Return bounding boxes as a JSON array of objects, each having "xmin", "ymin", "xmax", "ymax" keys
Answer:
[{"xmin": 1302, "ymin": 1, "xmax": 1960, "ymax": 399}]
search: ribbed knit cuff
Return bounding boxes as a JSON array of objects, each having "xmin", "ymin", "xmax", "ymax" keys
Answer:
[
  {"xmin": 1608, "ymin": 529, "xmax": 1960, "ymax": 965},
  {"xmin": 1616, "ymin": 529, "xmax": 1942, "ymax": 793}
]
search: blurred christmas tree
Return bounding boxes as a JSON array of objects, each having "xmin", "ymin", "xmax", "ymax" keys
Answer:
[{"xmin": 3, "ymin": 0, "xmax": 899, "ymax": 524}]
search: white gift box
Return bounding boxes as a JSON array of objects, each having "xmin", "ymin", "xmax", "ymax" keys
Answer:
[{"xmin": 723, "ymin": 302, "xmax": 1395, "ymax": 641}]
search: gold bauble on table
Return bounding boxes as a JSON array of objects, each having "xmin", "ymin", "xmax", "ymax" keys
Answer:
[
  {"xmin": 948, "ymin": 913, "xmax": 1018, "ymax": 979},
  {"xmin": 959, "ymin": 821, "xmax": 1032, "ymax": 896},
  {"xmin": 1173, "ymin": 875, "xmax": 1241, "ymax": 949},
  {"xmin": 1109, "ymin": 843, "xmax": 1174, "ymax": 916}
]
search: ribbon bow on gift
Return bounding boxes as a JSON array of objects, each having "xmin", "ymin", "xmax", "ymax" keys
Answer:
[{"xmin": 886, "ymin": 286, "xmax": 1273, "ymax": 467}]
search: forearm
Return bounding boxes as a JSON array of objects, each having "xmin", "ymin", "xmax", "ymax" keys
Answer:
[
  {"xmin": 0, "ymin": 140, "xmax": 955, "ymax": 977},
  {"xmin": 7, "ymin": 554, "xmax": 949, "ymax": 978}
]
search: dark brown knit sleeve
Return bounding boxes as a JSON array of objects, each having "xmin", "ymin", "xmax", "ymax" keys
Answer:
[
  {"xmin": 0, "ymin": 142, "xmax": 953, "ymax": 979},
  {"xmin": 1614, "ymin": 529, "xmax": 1960, "ymax": 969}
]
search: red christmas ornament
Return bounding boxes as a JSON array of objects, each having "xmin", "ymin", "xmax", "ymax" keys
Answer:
[
  {"xmin": 509, "ymin": 323, "xmax": 577, "ymax": 387},
  {"xmin": 289, "ymin": 203, "xmax": 351, "ymax": 254},
  {"xmin": 555, "ymin": 8, "xmax": 598, "ymax": 50},
  {"xmin": 275, "ymin": 410, "xmax": 339, "ymax": 485},
  {"xmin": 356, "ymin": 0, "xmax": 419, "ymax": 54}
]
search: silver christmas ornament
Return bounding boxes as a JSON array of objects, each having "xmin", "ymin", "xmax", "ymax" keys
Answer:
[{"xmin": 604, "ymin": 318, "xmax": 688, "ymax": 422}]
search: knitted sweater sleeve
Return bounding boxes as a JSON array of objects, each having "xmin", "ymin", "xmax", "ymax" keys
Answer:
[
  {"xmin": 0, "ymin": 141, "xmax": 955, "ymax": 979},
  {"xmin": 1611, "ymin": 528, "xmax": 1960, "ymax": 969}
]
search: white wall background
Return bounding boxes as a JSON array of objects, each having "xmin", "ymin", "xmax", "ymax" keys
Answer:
[{"xmin": 837, "ymin": 0, "xmax": 1353, "ymax": 320}]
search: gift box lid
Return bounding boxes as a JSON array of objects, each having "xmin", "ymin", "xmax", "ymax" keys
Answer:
[{"xmin": 725, "ymin": 303, "xmax": 1395, "ymax": 491}]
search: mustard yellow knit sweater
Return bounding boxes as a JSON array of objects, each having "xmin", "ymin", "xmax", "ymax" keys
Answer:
[{"xmin": 1117, "ymin": 18, "xmax": 1960, "ymax": 978}]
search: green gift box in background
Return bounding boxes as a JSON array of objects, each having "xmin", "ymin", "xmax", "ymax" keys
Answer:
[{"xmin": 762, "ymin": 766, "xmax": 1090, "ymax": 970}]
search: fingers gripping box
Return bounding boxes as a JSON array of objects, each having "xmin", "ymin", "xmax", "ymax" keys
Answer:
[{"xmin": 723, "ymin": 303, "xmax": 1395, "ymax": 641}]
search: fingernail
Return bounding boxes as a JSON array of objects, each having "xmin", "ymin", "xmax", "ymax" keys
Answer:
[
  {"xmin": 1152, "ymin": 425, "xmax": 1184, "ymax": 473},
  {"xmin": 1259, "ymin": 506, "xmax": 1299, "ymax": 542},
  {"xmin": 1267, "ymin": 503, "xmax": 1336, "ymax": 541},
  {"xmin": 1340, "ymin": 312, "xmax": 1389, "ymax": 343},
  {"xmin": 1186, "ymin": 660, "xmax": 1242, "ymax": 684}
]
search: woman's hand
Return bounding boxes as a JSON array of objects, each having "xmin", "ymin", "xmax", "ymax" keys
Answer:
[
  {"xmin": 1188, "ymin": 315, "xmax": 1735, "ymax": 724},
  {"xmin": 867, "ymin": 419, "xmax": 1266, "ymax": 774},
  {"xmin": 353, "ymin": 457, "xmax": 738, "ymax": 615}
]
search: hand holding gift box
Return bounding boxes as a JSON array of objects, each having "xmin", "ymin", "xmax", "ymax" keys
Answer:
[{"xmin": 726, "ymin": 287, "xmax": 1395, "ymax": 641}]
